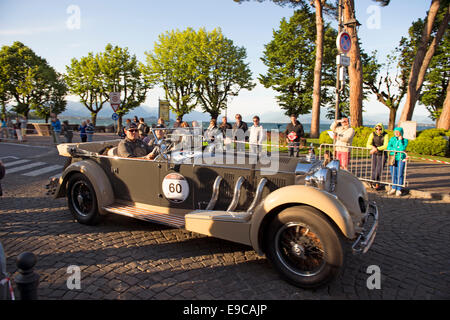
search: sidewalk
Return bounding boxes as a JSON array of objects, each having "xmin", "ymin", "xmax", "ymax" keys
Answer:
[{"xmin": 2, "ymin": 133, "xmax": 450, "ymax": 200}]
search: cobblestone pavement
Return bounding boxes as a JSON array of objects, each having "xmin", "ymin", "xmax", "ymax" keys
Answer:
[{"xmin": 1, "ymin": 177, "xmax": 449, "ymax": 300}]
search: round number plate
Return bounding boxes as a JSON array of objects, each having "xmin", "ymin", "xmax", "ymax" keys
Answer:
[{"xmin": 162, "ymin": 173, "xmax": 189, "ymax": 203}]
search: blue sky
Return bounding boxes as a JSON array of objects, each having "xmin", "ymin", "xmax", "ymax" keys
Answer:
[{"xmin": 0, "ymin": 0, "xmax": 435, "ymax": 123}]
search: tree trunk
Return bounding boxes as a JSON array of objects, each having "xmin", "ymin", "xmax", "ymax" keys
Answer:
[
  {"xmin": 388, "ymin": 108, "xmax": 397, "ymax": 131},
  {"xmin": 400, "ymin": 0, "xmax": 441, "ymax": 122},
  {"xmin": 310, "ymin": 0, "xmax": 324, "ymax": 138},
  {"xmin": 91, "ymin": 112, "xmax": 97, "ymax": 126},
  {"xmin": 437, "ymin": 80, "xmax": 450, "ymax": 130},
  {"xmin": 343, "ymin": 0, "xmax": 363, "ymax": 128}
]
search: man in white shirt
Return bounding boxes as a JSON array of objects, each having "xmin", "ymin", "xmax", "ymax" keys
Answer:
[{"xmin": 249, "ymin": 115, "xmax": 265, "ymax": 155}]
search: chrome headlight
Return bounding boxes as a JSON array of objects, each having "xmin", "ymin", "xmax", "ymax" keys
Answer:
[
  {"xmin": 305, "ymin": 167, "xmax": 332, "ymax": 192},
  {"xmin": 305, "ymin": 159, "xmax": 340, "ymax": 192}
]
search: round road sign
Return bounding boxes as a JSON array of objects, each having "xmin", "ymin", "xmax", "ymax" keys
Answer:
[
  {"xmin": 112, "ymin": 112, "xmax": 119, "ymax": 121},
  {"xmin": 336, "ymin": 31, "xmax": 351, "ymax": 54}
]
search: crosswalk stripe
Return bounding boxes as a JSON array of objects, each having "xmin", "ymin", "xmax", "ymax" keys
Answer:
[
  {"xmin": 4, "ymin": 159, "xmax": 31, "ymax": 167},
  {"xmin": 6, "ymin": 162, "xmax": 46, "ymax": 174},
  {"xmin": 22, "ymin": 165, "xmax": 63, "ymax": 177}
]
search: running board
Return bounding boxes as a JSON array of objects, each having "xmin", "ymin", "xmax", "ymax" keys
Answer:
[
  {"xmin": 185, "ymin": 210, "xmax": 252, "ymax": 246},
  {"xmin": 102, "ymin": 203, "xmax": 185, "ymax": 228}
]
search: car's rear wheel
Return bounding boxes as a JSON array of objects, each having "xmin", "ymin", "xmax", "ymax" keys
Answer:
[
  {"xmin": 67, "ymin": 173, "xmax": 100, "ymax": 225},
  {"xmin": 265, "ymin": 206, "xmax": 344, "ymax": 288}
]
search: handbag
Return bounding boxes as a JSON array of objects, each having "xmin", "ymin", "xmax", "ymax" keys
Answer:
[{"xmin": 388, "ymin": 154, "xmax": 396, "ymax": 166}]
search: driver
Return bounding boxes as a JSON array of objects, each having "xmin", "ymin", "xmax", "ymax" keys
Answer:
[
  {"xmin": 143, "ymin": 124, "xmax": 169, "ymax": 159},
  {"xmin": 117, "ymin": 123, "xmax": 154, "ymax": 159}
]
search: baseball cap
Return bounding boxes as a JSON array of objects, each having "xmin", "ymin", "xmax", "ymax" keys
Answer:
[{"xmin": 124, "ymin": 123, "xmax": 138, "ymax": 130}]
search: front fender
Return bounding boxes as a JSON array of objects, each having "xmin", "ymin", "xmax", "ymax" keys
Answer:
[
  {"xmin": 249, "ymin": 185, "xmax": 355, "ymax": 255},
  {"xmin": 56, "ymin": 159, "xmax": 114, "ymax": 215}
]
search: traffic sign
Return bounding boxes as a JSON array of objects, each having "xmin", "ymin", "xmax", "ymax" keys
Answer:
[
  {"xmin": 336, "ymin": 31, "xmax": 351, "ymax": 54},
  {"xmin": 336, "ymin": 54, "xmax": 350, "ymax": 67},
  {"xmin": 109, "ymin": 92, "xmax": 121, "ymax": 112},
  {"xmin": 112, "ymin": 113, "xmax": 119, "ymax": 121}
]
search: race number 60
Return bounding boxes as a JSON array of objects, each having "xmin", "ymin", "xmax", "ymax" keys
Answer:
[{"xmin": 162, "ymin": 173, "xmax": 189, "ymax": 203}]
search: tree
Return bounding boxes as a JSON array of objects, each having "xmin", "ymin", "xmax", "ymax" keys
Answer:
[
  {"xmin": 398, "ymin": 0, "xmax": 449, "ymax": 122},
  {"xmin": 66, "ymin": 53, "xmax": 107, "ymax": 125},
  {"xmin": 437, "ymin": 81, "xmax": 450, "ymax": 129},
  {"xmin": 97, "ymin": 44, "xmax": 150, "ymax": 132},
  {"xmin": 419, "ymin": 13, "xmax": 450, "ymax": 125},
  {"xmin": 32, "ymin": 72, "xmax": 68, "ymax": 122},
  {"xmin": 259, "ymin": 8, "xmax": 338, "ymax": 117},
  {"xmin": 363, "ymin": 51, "xmax": 407, "ymax": 130},
  {"xmin": 342, "ymin": 0, "xmax": 364, "ymax": 128},
  {"xmin": 194, "ymin": 28, "xmax": 255, "ymax": 120},
  {"xmin": 143, "ymin": 29, "xmax": 199, "ymax": 120},
  {"xmin": 0, "ymin": 41, "xmax": 66, "ymax": 120},
  {"xmin": 234, "ymin": 0, "xmax": 338, "ymax": 137}
]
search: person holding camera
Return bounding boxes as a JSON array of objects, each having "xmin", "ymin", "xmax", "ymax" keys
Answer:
[{"xmin": 330, "ymin": 117, "xmax": 355, "ymax": 170}]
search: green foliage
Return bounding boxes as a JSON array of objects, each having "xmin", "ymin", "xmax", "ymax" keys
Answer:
[
  {"xmin": 0, "ymin": 41, "xmax": 67, "ymax": 119},
  {"xmin": 143, "ymin": 28, "xmax": 253, "ymax": 120},
  {"xmin": 259, "ymin": 7, "xmax": 338, "ymax": 116},
  {"xmin": 143, "ymin": 28, "xmax": 199, "ymax": 119},
  {"xmin": 407, "ymin": 129, "xmax": 450, "ymax": 156},
  {"xmin": 319, "ymin": 129, "xmax": 333, "ymax": 144},
  {"xmin": 194, "ymin": 28, "xmax": 255, "ymax": 119},
  {"xmin": 98, "ymin": 44, "xmax": 149, "ymax": 120},
  {"xmin": 65, "ymin": 52, "xmax": 107, "ymax": 125}
]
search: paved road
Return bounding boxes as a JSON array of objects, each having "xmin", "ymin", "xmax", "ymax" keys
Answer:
[{"xmin": 0, "ymin": 143, "xmax": 449, "ymax": 300}]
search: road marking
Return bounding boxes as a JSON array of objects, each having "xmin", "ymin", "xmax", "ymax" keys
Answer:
[
  {"xmin": 22, "ymin": 164, "xmax": 63, "ymax": 177},
  {"xmin": 6, "ymin": 162, "xmax": 46, "ymax": 174},
  {"xmin": 0, "ymin": 142, "xmax": 50, "ymax": 149},
  {"xmin": 3, "ymin": 159, "xmax": 31, "ymax": 167},
  {"xmin": 0, "ymin": 156, "xmax": 19, "ymax": 160}
]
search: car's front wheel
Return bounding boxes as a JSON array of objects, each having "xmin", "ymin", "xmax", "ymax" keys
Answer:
[
  {"xmin": 67, "ymin": 173, "xmax": 100, "ymax": 225},
  {"xmin": 265, "ymin": 206, "xmax": 344, "ymax": 288}
]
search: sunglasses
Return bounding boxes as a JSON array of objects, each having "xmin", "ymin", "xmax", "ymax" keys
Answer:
[
  {"xmin": 375, "ymin": 128, "xmax": 382, "ymax": 131},
  {"xmin": 128, "ymin": 129, "xmax": 138, "ymax": 133}
]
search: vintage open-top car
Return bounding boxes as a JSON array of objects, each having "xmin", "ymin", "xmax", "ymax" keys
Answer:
[{"xmin": 48, "ymin": 129, "xmax": 378, "ymax": 288}]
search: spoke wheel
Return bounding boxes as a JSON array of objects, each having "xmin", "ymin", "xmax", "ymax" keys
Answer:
[
  {"xmin": 67, "ymin": 173, "xmax": 99, "ymax": 225},
  {"xmin": 266, "ymin": 206, "xmax": 344, "ymax": 288}
]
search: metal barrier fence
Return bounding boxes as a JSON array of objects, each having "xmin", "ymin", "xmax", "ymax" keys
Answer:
[{"xmin": 318, "ymin": 144, "xmax": 408, "ymax": 188}]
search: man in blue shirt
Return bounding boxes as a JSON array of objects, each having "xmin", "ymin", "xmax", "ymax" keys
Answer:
[{"xmin": 50, "ymin": 113, "xmax": 61, "ymax": 144}]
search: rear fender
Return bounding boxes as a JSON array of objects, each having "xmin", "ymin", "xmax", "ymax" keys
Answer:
[
  {"xmin": 56, "ymin": 159, "xmax": 114, "ymax": 215},
  {"xmin": 249, "ymin": 185, "xmax": 355, "ymax": 255}
]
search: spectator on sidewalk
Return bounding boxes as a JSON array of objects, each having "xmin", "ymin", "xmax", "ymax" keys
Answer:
[
  {"xmin": 86, "ymin": 119, "xmax": 95, "ymax": 142},
  {"xmin": 61, "ymin": 120, "xmax": 73, "ymax": 143},
  {"xmin": 387, "ymin": 127, "xmax": 408, "ymax": 197},
  {"xmin": 20, "ymin": 116, "xmax": 28, "ymax": 141},
  {"xmin": 15, "ymin": 117, "xmax": 23, "ymax": 142},
  {"xmin": 330, "ymin": 117, "xmax": 355, "ymax": 170},
  {"xmin": 50, "ymin": 113, "xmax": 61, "ymax": 144},
  {"xmin": 249, "ymin": 115, "xmax": 265, "ymax": 155},
  {"xmin": 6, "ymin": 118, "xmax": 14, "ymax": 139},
  {"xmin": 285, "ymin": 114, "xmax": 305, "ymax": 157},
  {"xmin": 138, "ymin": 118, "xmax": 149, "ymax": 139},
  {"xmin": 191, "ymin": 120, "xmax": 203, "ymax": 150},
  {"xmin": 0, "ymin": 117, "xmax": 8, "ymax": 138},
  {"xmin": 366, "ymin": 123, "xmax": 389, "ymax": 190},
  {"xmin": 232, "ymin": 114, "xmax": 248, "ymax": 153},
  {"xmin": 79, "ymin": 121, "xmax": 87, "ymax": 143}
]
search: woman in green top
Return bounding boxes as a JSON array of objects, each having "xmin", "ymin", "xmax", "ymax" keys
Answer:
[
  {"xmin": 387, "ymin": 127, "xmax": 408, "ymax": 196},
  {"xmin": 366, "ymin": 123, "xmax": 389, "ymax": 190}
]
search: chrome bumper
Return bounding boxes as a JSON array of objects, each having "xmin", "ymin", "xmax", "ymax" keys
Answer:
[{"xmin": 352, "ymin": 201, "xmax": 379, "ymax": 254}]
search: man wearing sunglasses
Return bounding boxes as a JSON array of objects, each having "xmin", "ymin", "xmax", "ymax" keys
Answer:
[
  {"xmin": 366, "ymin": 123, "xmax": 389, "ymax": 190},
  {"xmin": 117, "ymin": 123, "xmax": 154, "ymax": 159}
]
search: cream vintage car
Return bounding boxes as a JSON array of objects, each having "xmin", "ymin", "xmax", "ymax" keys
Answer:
[{"xmin": 48, "ymin": 130, "xmax": 378, "ymax": 289}]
